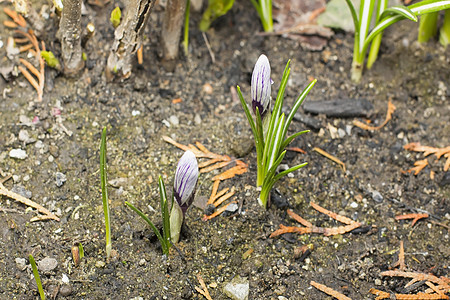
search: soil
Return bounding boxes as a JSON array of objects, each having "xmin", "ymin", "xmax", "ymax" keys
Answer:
[{"xmin": 0, "ymin": 1, "xmax": 449, "ymax": 299}]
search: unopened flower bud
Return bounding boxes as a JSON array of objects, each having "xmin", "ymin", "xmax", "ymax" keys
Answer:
[{"xmin": 251, "ymin": 54, "xmax": 272, "ymax": 118}]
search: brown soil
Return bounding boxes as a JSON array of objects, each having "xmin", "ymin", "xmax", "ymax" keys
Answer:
[{"xmin": 0, "ymin": 1, "xmax": 449, "ymax": 299}]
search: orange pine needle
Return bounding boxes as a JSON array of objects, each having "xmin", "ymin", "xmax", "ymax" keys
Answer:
[
  {"xmin": 286, "ymin": 147, "xmax": 307, "ymax": 154},
  {"xmin": 287, "ymin": 209, "xmax": 313, "ymax": 228},
  {"xmin": 212, "ymin": 165, "xmax": 247, "ymax": 181},
  {"xmin": 391, "ymin": 241, "xmax": 406, "ymax": 271},
  {"xmin": 395, "ymin": 213, "xmax": 429, "ymax": 227},
  {"xmin": 4, "ymin": 20, "xmax": 18, "ymax": 28},
  {"xmin": 171, "ymin": 98, "xmax": 182, "ymax": 104},
  {"xmin": 207, "ymin": 180, "xmax": 220, "ymax": 205},
  {"xmin": 213, "ymin": 187, "xmax": 235, "ymax": 207},
  {"xmin": 313, "ymin": 147, "xmax": 346, "ymax": 172},
  {"xmin": 200, "ymin": 161, "xmax": 231, "ymax": 173},
  {"xmin": 202, "ymin": 201, "xmax": 237, "ymax": 221},
  {"xmin": 270, "ymin": 224, "xmax": 312, "ymax": 237},
  {"xmin": 369, "ymin": 288, "xmax": 448, "ymax": 300},
  {"xmin": 209, "ymin": 187, "xmax": 229, "ymax": 205},
  {"xmin": 19, "ymin": 43, "xmax": 33, "ymax": 52},
  {"xmin": 3, "ymin": 7, "xmax": 27, "ymax": 27},
  {"xmin": 198, "ymin": 158, "xmax": 221, "ymax": 169},
  {"xmin": 310, "ymin": 281, "xmax": 352, "ymax": 300},
  {"xmin": 310, "ymin": 202, "xmax": 354, "ymax": 225},
  {"xmin": 380, "ymin": 270, "xmax": 450, "ymax": 288},
  {"xmin": 18, "ymin": 66, "xmax": 40, "ymax": 93},
  {"xmin": 195, "ymin": 274, "xmax": 212, "ymax": 300},
  {"xmin": 353, "ymin": 99, "xmax": 396, "ymax": 131},
  {"xmin": 195, "ymin": 142, "xmax": 211, "ymax": 154}
]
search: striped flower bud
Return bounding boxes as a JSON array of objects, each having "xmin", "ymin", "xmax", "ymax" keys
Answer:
[
  {"xmin": 173, "ymin": 150, "xmax": 198, "ymax": 214},
  {"xmin": 251, "ymin": 54, "xmax": 272, "ymax": 119}
]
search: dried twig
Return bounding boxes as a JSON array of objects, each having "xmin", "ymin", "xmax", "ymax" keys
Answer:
[
  {"xmin": 270, "ymin": 203, "xmax": 362, "ymax": 238},
  {"xmin": 369, "ymin": 288, "xmax": 448, "ymax": 300},
  {"xmin": 195, "ymin": 274, "xmax": 213, "ymax": 300},
  {"xmin": 0, "ymin": 182, "xmax": 59, "ymax": 221},
  {"xmin": 313, "ymin": 147, "xmax": 346, "ymax": 172},
  {"xmin": 390, "ymin": 241, "xmax": 406, "ymax": 271},
  {"xmin": 395, "ymin": 213, "xmax": 429, "ymax": 227},
  {"xmin": 15, "ymin": 30, "xmax": 45, "ymax": 102},
  {"xmin": 353, "ymin": 99, "xmax": 396, "ymax": 130},
  {"xmin": 403, "ymin": 143, "xmax": 450, "ymax": 174},
  {"xmin": 310, "ymin": 281, "xmax": 352, "ymax": 300}
]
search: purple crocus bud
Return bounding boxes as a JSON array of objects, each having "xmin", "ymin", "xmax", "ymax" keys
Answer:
[
  {"xmin": 173, "ymin": 150, "xmax": 198, "ymax": 214},
  {"xmin": 251, "ymin": 54, "xmax": 272, "ymax": 119}
]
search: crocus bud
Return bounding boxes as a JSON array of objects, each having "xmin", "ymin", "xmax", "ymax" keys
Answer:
[
  {"xmin": 173, "ymin": 150, "xmax": 199, "ymax": 214},
  {"xmin": 251, "ymin": 54, "xmax": 272, "ymax": 118},
  {"xmin": 171, "ymin": 150, "xmax": 198, "ymax": 243}
]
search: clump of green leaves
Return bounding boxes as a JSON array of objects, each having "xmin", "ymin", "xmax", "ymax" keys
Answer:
[
  {"xmin": 110, "ymin": 7, "xmax": 121, "ymax": 28},
  {"xmin": 344, "ymin": 0, "xmax": 450, "ymax": 82},
  {"xmin": 238, "ymin": 55, "xmax": 315, "ymax": 209},
  {"xmin": 199, "ymin": 0, "xmax": 235, "ymax": 31},
  {"xmin": 29, "ymin": 254, "xmax": 45, "ymax": 300},
  {"xmin": 126, "ymin": 151, "xmax": 198, "ymax": 254}
]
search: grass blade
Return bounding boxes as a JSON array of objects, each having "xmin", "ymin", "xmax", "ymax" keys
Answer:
[
  {"xmin": 100, "ymin": 127, "xmax": 111, "ymax": 260},
  {"xmin": 29, "ymin": 254, "xmax": 45, "ymax": 300},
  {"xmin": 158, "ymin": 176, "xmax": 171, "ymax": 250},
  {"xmin": 125, "ymin": 201, "xmax": 168, "ymax": 254}
]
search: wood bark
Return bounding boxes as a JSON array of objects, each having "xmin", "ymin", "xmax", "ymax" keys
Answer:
[
  {"xmin": 106, "ymin": 0, "xmax": 155, "ymax": 80},
  {"xmin": 59, "ymin": 0, "xmax": 84, "ymax": 75},
  {"xmin": 161, "ymin": 0, "xmax": 187, "ymax": 62}
]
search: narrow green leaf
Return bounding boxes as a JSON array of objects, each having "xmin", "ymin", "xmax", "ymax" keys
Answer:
[
  {"xmin": 237, "ymin": 86, "xmax": 264, "ymax": 156},
  {"xmin": 263, "ymin": 150, "xmax": 286, "ymax": 186},
  {"xmin": 343, "ymin": 0, "xmax": 360, "ymax": 33},
  {"xmin": 359, "ymin": 0, "xmax": 375, "ymax": 54},
  {"xmin": 439, "ymin": 9, "xmax": 450, "ymax": 46},
  {"xmin": 272, "ymin": 162, "xmax": 308, "ymax": 183},
  {"xmin": 282, "ymin": 79, "xmax": 316, "ymax": 141},
  {"xmin": 381, "ymin": 6, "xmax": 417, "ymax": 22},
  {"xmin": 266, "ymin": 114, "xmax": 285, "ymax": 171},
  {"xmin": 125, "ymin": 201, "xmax": 168, "ymax": 254},
  {"xmin": 158, "ymin": 176, "xmax": 171, "ymax": 249},
  {"xmin": 183, "ymin": 0, "xmax": 190, "ymax": 56},
  {"xmin": 262, "ymin": 62, "xmax": 290, "ymax": 169},
  {"xmin": 100, "ymin": 127, "xmax": 111, "ymax": 260},
  {"xmin": 280, "ymin": 130, "xmax": 309, "ymax": 151},
  {"xmin": 418, "ymin": 11, "xmax": 438, "ymax": 43},
  {"xmin": 29, "ymin": 254, "xmax": 45, "ymax": 300}
]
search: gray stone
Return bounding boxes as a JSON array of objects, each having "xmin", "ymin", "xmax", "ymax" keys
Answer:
[
  {"xmin": 55, "ymin": 172, "xmax": 67, "ymax": 187},
  {"xmin": 223, "ymin": 275, "xmax": 249, "ymax": 300},
  {"xmin": 38, "ymin": 257, "xmax": 58, "ymax": 272},
  {"xmin": 372, "ymin": 190, "xmax": 383, "ymax": 203},
  {"xmin": 303, "ymin": 99, "xmax": 373, "ymax": 118}
]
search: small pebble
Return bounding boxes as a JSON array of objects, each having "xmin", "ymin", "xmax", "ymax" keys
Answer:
[
  {"xmin": 55, "ymin": 172, "xmax": 67, "ymax": 187},
  {"xmin": 15, "ymin": 257, "xmax": 26, "ymax": 270},
  {"xmin": 169, "ymin": 115, "xmax": 179, "ymax": 126},
  {"xmin": 61, "ymin": 273, "xmax": 69, "ymax": 283},
  {"xmin": 38, "ymin": 257, "xmax": 58, "ymax": 272},
  {"xmin": 371, "ymin": 191, "xmax": 383, "ymax": 202},
  {"xmin": 95, "ymin": 261, "xmax": 105, "ymax": 268},
  {"xmin": 9, "ymin": 149, "xmax": 27, "ymax": 159},
  {"xmin": 59, "ymin": 284, "xmax": 72, "ymax": 297},
  {"xmin": 131, "ymin": 110, "xmax": 141, "ymax": 116}
]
